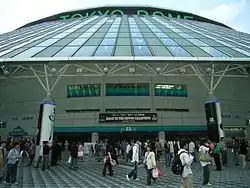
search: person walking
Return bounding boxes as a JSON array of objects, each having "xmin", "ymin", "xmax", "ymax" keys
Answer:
[
  {"xmin": 144, "ymin": 145, "xmax": 157, "ymax": 186},
  {"xmin": 28, "ymin": 140, "xmax": 36, "ymax": 166},
  {"xmin": 199, "ymin": 139, "xmax": 212, "ymax": 186},
  {"xmin": 102, "ymin": 144, "xmax": 114, "ymax": 177},
  {"xmin": 164, "ymin": 141, "xmax": 171, "ymax": 167},
  {"xmin": 232, "ymin": 137, "xmax": 240, "ymax": 166},
  {"xmin": 42, "ymin": 141, "xmax": 51, "ymax": 171},
  {"xmin": 220, "ymin": 137, "xmax": 227, "ymax": 166},
  {"xmin": 5, "ymin": 142, "xmax": 20, "ymax": 185},
  {"xmin": 0, "ymin": 141, "xmax": 7, "ymax": 181},
  {"xmin": 239, "ymin": 139, "xmax": 248, "ymax": 169},
  {"xmin": 179, "ymin": 140, "xmax": 194, "ymax": 188},
  {"xmin": 126, "ymin": 140, "xmax": 140, "ymax": 181},
  {"xmin": 188, "ymin": 140, "xmax": 196, "ymax": 162},
  {"xmin": 69, "ymin": 142, "xmax": 78, "ymax": 170},
  {"xmin": 213, "ymin": 141, "xmax": 222, "ymax": 171}
]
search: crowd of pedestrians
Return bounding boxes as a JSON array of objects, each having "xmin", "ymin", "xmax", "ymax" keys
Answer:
[{"xmin": 0, "ymin": 135, "xmax": 248, "ymax": 187}]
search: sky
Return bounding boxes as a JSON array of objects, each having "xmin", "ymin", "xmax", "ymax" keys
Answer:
[{"xmin": 0, "ymin": 0, "xmax": 249, "ymax": 35}]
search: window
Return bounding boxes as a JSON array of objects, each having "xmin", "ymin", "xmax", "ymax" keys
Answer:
[
  {"xmin": 117, "ymin": 38, "xmax": 131, "ymax": 45},
  {"xmin": 85, "ymin": 38, "xmax": 103, "ymax": 45},
  {"xmin": 131, "ymin": 33, "xmax": 143, "ymax": 38},
  {"xmin": 101, "ymin": 38, "xmax": 116, "ymax": 45},
  {"xmin": 53, "ymin": 38, "xmax": 74, "ymax": 46},
  {"xmin": 34, "ymin": 46, "xmax": 63, "ymax": 57},
  {"xmin": 106, "ymin": 83, "xmax": 150, "ymax": 96},
  {"xmin": 105, "ymin": 33, "xmax": 118, "ymax": 37},
  {"xmin": 161, "ymin": 38, "xmax": 178, "ymax": 46},
  {"xmin": 167, "ymin": 46, "xmax": 191, "ymax": 57},
  {"xmin": 132, "ymin": 38, "xmax": 146, "ymax": 45},
  {"xmin": 155, "ymin": 33, "xmax": 169, "ymax": 38},
  {"xmin": 133, "ymin": 46, "xmax": 152, "ymax": 56},
  {"xmin": 200, "ymin": 47, "xmax": 229, "ymax": 57},
  {"xmin": 151, "ymin": 46, "xmax": 172, "ymax": 56},
  {"xmin": 142, "ymin": 32, "xmax": 155, "ymax": 37},
  {"xmin": 216, "ymin": 47, "xmax": 247, "ymax": 57},
  {"xmin": 95, "ymin": 46, "xmax": 114, "ymax": 56},
  {"xmin": 119, "ymin": 33, "xmax": 130, "ymax": 37},
  {"xmin": 36, "ymin": 39, "xmax": 59, "ymax": 47},
  {"xmin": 184, "ymin": 46, "xmax": 211, "ymax": 57},
  {"xmin": 68, "ymin": 38, "xmax": 88, "ymax": 46},
  {"xmin": 74, "ymin": 46, "xmax": 96, "ymax": 56},
  {"xmin": 115, "ymin": 46, "xmax": 132, "ymax": 56},
  {"xmin": 155, "ymin": 84, "xmax": 188, "ymax": 97},
  {"xmin": 188, "ymin": 39, "xmax": 209, "ymax": 47},
  {"xmin": 67, "ymin": 84, "xmax": 101, "ymax": 97},
  {"xmin": 14, "ymin": 46, "xmax": 46, "ymax": 58},
  {"xmin": 146, "ymin": 38, "xmax": 162, "ymax": 46},
  {"xmin": 53, "ymin": 46, "xmax": 79, "ymax": 57}
]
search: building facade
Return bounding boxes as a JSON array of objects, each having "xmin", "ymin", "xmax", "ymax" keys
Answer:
[{"xmin": 0, "ymin": 6, "xmax": 250, "ymax": 141}]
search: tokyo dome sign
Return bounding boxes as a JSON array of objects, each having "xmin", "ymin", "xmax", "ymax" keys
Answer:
[{"xmin": 59, "ymin": 8, "xmax": 194, "ymax": 20}]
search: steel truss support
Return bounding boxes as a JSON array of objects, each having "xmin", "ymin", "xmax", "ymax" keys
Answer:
[
  {"xmin": 1, "ymin": 63, "xmax": 249, "ymax": 95},
  {"xmin": 30, "ymin": 65, "xmax": 69, "ymax": 95}
]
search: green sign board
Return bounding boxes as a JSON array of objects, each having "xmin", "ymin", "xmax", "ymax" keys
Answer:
[{"xmin": 59, "ymin": 9, "xmax": 194, "ymax": 20}]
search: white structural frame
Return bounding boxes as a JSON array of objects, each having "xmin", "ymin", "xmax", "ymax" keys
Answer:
[{"xmin": 0, "ymin": 57, "xmax": 250, "ymax": 96}]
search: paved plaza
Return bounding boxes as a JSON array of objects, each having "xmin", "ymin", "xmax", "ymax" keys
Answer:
[{"xmin": 0, "ymin": 158, "xmax": 250, "ymax": 188}]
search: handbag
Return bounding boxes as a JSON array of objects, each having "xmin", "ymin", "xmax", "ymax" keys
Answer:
[
  {"xmin": 78, "ymin": 151, "xmax": 84, "ymax": 157},
  {"xmin": 68, "ymin": 156, "xmax": 72, "ymax": 164},
  {"xmin": 199, "ymin": 152, "xmax": 212, "ymax": 162},
  {"xmin": 157, "ymin": 168, "xmax": 163, "ymax": 177},
  {"xmin": 152, "ymin": 168, "xmax": 159, "ymax": 178},
  {"xmin": 108, "ymin": 152, "xmax": 116, "ymax": 166},
  {"xmin": 103, "ymin": 157, "xmax": 108, "ymax": 164}
]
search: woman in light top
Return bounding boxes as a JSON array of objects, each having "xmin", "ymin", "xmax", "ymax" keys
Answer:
[
  {"xmin": 143, "ymin": 145, "xmax": 157, "ymax": 186},
  {"xmin": 199, "ymin": 139, "xmax": 212, "ymax": 186}
]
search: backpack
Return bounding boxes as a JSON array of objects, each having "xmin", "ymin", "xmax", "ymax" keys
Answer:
[
  {"xmin": 171, "ymin": 151, "xmax": 187, "ymax": 175},
  {"xmin": 128, "ymin": 148, "xmax": 132, "ymax": 160},
  {"xmin": 164, "ymin": 143, "xmax": 170, "ymax": 153}
]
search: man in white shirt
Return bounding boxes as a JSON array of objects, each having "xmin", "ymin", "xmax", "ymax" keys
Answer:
[
  {"xmin": 188, "ymin": 141, "xmax": 196, "ymax": 162},
  {"xmin": 126, "ymin": 140, "xmax": 140, "ymax": 181},
  {"xmin": 178, "ymin": 140, "xmax": 194, "ymax": 188},
  {"xmin": 126, "ymin": 143, "xmax": 132, "ymax": 162}
]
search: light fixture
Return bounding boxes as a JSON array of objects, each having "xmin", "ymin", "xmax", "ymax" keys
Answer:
[
  {"xmin": 129, "ymin": 67, "xmax": 135, "ymax": 73},
  {"xmin": 51, "ymin": 68, "xmax": 57, "ymax": 73},
  {"xmin": 103, "ymin": 67, "xmax": 109, "ymax": 73},
  {"xmin": 76, "ymin": 68, "xmax": 83, "ymax": 73},
  {"xmin": 180, "ymin": 67, "xmax": 186, "ymax": 74},
  {"xmin": 206, "ymin": 67, "xmax": 212, "ymax": 73},
  {"xmin": 156, "ymin": 67, "xmax": 161, "ymax": 73}
]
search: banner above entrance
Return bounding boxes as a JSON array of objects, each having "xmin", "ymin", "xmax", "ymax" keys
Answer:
[{"xmin": 99, "ymin": 113, "xmax": 158, "ymax": 123}]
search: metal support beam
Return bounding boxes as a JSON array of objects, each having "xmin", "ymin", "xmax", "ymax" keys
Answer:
[
  {"xmin": 209, "ymin": 64, "xmax": 215, "ymax": 95},
  {"xmin": 191, "ymin": 65, "xmax": 209, "ymax": 91},
  {"xmin": 50, "ymin": 64, "xmax": 69, "ymax": 93},
  {"xmin": 44, "ymin": 65, "xmax": 50, "ymax": 95},
  {"xmin": 212, "ymin": 65, "xmax": 230, "ymax": 92},
  {"xmin": 29, "ymin": 66, "xmax": 47, "ymax": 92}
]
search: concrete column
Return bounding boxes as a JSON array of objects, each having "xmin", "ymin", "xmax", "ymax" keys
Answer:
[
  {"xmin": 205, "ymin": 96, "xmax": 224, "ymax": 142},
  {"xmin": 158, "ymin": 131, "xmax": 165, "ymax": 146},
  {"xmin": 91, "ymin": 132, "xmax": 99, "ymax": 143},
  {"xmin": 35, "ymin": 95, "xmax": 56, "ymax": 167}
]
